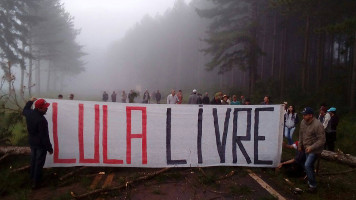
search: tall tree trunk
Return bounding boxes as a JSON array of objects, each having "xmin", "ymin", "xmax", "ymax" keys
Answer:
[
  {"xmin": 248, "ymin": 0, "xmax": 258, "ymax": 96},
  {"xmin": 328, "ymin": 34, "xmax": 334, "ymax": 80},
  {"xmin": 20, "ymin": 44, "xmax": 26, "ymax": 97},
  {"xmin": 302, "ymin": 15, "xmax": 310, "ymax": 93},
  {"xmin": 350, "ymin": 32, "xmax": 356, "ymax": 110},
  {"xmin": 279, "ymin": 26, "xmax": 287, "ymax": 97},
  {"xmin": 46, "ymin": 62, "xmax": 51, "ymax": 93},
  {"xmin": 36, "ymin": 58, "xmax": 41, "ymax": 96},
  {"xmin": 260, "ymin": 16, "xmax": 267, "ymax": 80},
  {"xmin": 271, "ymin": 12, "xmax": 277, "ymax": 78},
  {"xmin": 28, "ymin": 43, "xmax": 33, "ymax": 97},
  {"xmin": 7, "ymin": 61, "xmax": 13, "ymax": 97},
  {"xmin": 316, "ymin": 32, "xmax": 325, "ymax": 90}
]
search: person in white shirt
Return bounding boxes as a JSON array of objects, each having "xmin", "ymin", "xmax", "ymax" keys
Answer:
[{"xmin": 167, "ymin": 89, "xmax": 179, "ymax": 104}]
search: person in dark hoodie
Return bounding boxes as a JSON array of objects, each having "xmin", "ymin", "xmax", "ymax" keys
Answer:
[
  {"xmin": 23, "ymin": 97, "xmax": 53, "ymax": 189},
  {"xmin": 325, "ymin": 107, "xmax": 339, "ymax": 151}
]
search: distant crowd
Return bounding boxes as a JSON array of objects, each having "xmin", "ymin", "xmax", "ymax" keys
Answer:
[{"xmin": 98, "ymin": 89, "xmax": 255, "ymax": 105}]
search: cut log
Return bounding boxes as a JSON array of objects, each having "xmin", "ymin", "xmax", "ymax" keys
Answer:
[
  {"xmin": 11, "ymin": 165, "xmax": 30, "ymax": 173},
  {"xmin": 71, "ymin": 168, "xmax": 170, "ymax": 199},
  {"xmin": 321, "ymin": 150, "xmax": 356, "ymax": 168},
  {"xmin": 0, "ymin": 146, "xmax": 31, "ymax": 155}
]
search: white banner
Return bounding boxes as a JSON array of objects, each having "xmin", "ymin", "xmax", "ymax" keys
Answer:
[{"xmin": 44, "ymin": 99, "xmax": 284, "ymax": 168}]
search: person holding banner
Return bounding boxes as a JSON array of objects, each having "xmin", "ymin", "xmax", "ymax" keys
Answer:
[
  {"xmin": 298, "ymin": 107, "xmax": 325, "ymax": 192},
  {"xmin": 23, "ymin": 97, "xmax": 53, "ymax": 189}
]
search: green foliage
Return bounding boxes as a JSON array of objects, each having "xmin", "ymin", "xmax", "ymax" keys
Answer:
[
  {"xmin": 336, "ymin": 114, "xmax": 356, "ymax": 155},
  {"xmin": 197, "ymin": 0, "xmax": 262, "ymax": 74},
  {"xmin": 0, "ymin": 111, "xmax": 25, "ymax": 145}
]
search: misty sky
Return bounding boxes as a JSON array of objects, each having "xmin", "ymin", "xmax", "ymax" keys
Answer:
[
  {"xmin": 60, "ymin": 0, "xmax": 188, "ymax": 95},
  {"xmin": 62, "ymin": 0, "xmax": 183, "ymax": 49}
]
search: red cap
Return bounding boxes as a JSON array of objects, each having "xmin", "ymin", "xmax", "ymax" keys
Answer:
[{"xmin": 35, "ymin": 99, "xmax": 50, "ymax": 109}]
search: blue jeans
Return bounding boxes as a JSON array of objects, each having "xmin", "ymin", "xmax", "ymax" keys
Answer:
[
  {"xmin": 30, "ymin": 147, "xmax": 47, "ymax": 184},
  {"xmin": 284, "ymin": 127, "xmax": 295, "ymax": 145},
  {"xmin": 304, "ymin": 153, "xmax": 318, "ymax": 188}
]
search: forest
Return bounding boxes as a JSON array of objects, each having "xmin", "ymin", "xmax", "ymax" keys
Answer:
[
  {"xmin": 1, "ymin": 0, "xmax": 356, "ymax": 199},
  {"xmin": 106, "ymin": 0, "xmax": 356, "ymax": 111}
]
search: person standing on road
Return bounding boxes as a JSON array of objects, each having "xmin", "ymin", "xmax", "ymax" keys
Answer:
[
  {"xmin": 22, "ymin": 97, "xmax": 53, "ymax": 189},
  {"xmin": 298, "ymin": 107, "xmax": 325, "ymax": 192}
]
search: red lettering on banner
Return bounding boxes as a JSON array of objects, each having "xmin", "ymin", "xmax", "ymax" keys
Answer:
[
  {"xmin": 78, "ymin": 104, "xmax": 100, "ymax": 163},
  {"xmin": 52, "ymin": 103, "xmax": 76, "ymax": 163},
  {"xmin": 103, "ymin": 105, "xmax": 123, "ymax": 164},
  {"xmin": 126, "ymin": 106, "xmax": 147, "ymax": 164}
]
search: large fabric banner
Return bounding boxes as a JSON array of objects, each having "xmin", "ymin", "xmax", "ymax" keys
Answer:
[{"xmin": 44, "ymin": 100, "xmax": 284, "ymax": 168}]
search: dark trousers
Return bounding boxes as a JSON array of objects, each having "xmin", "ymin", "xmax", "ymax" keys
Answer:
[
  {"xmin": 325, "ymin": 132, "xmax": 336, "ymax": 151},
  {"xmin": 30, "ymin": 147, "xmax": 47, "ymax": 184}
]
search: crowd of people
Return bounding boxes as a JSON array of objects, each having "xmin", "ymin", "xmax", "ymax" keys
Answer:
[
  {"xmin": 99, "ymin": 89, "xmax": 254, "ymax": 105},
  {"xmin": 278, "ymin": 104, "xmax": 339, "ymax": 193}
]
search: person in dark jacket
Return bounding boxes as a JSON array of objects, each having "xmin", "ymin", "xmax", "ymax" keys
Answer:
[
  {"xmin": 102, "ymin": 91, "xmax": 109, "ymax": 102},
  {"xmin": 210, "ymin": 93, "xmax": 222, "ymax": 105},
  {"xmin": 202, "ymin": 92, "xmax": 210, "ymax": 104},
  {"xmin": 325, "ymin": 107, "xmax": 339, "ymax": 151},
  {"xmin": 155, "ymin": 90, "xmax": 162, "ymax": 104},
  {"xmin": 23, "ymin": 97, "xmax": 53, "ymax": 189}
]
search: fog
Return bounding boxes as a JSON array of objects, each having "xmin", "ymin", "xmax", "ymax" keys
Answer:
[{"xmin": 61, "ymin": 0, "xmax": 196, "ymax": 97}]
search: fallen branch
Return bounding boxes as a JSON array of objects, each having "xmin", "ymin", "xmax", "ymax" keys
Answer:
[
  {"xmin": 0, "ymin": 153, "xmax": 9, "ymax": 162},
  {"xmin": 217, "ymin": 170, "xmax": 236, "ymax": 181},
  {"xmin": 11, "ymin": 165, "xmax": 30, "ymax": 173},
  {"xmin": 59, "ymin": 167, "xmax": 87, "ymax": 181},
  {"xmin": 321, "ymin": 150, "xmax": 356, "ymax": 168},
  {"xmin": 71, "ymin": 168, "xmax": 170, "ymax": 199}
]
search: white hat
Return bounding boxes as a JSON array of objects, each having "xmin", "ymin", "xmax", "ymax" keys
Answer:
[{"xmin": 193, "ymin": 89, "xmax": 197, "ymax": 93}]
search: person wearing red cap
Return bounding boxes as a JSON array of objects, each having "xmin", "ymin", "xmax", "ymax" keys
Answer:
[{"xmin": 22, "ymin": 97, "xmax": 53, "ymax": 189}]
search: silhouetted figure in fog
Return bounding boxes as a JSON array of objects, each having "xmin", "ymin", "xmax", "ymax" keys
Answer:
[
  {"xmin": 202, "ymin": 92, "xmax": 210, "ymax": 104},
  {"xmin": 142, "ymin": 90, "xmax": 150, "ymax": 103},
  {"xmin": 102, "ymin": 91, "xmax": 109, "ymax": 102},
  {"xmin": 122, "ymin": 91, "xmax": 127, "ymax": 103},
  {"xmin": 111, "ymin": 91, "xmax": 117, "ymax": 102},
  {"xmin": 197, "ymin": 93, "xmax": 203, "ymax": 104},
  {"xmin": 128, "ymin": 90, "xmax": 135, "ymax": 103},
  {"xmin": 188, "ymin": 89, "xmax": 198, "ymax": 104},
  {"xmin": 156, "ymin": 90, "xmax": 161, "ymax": 104}
]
